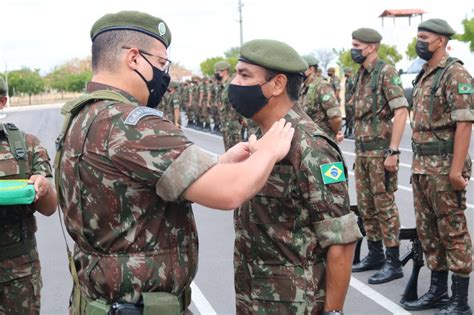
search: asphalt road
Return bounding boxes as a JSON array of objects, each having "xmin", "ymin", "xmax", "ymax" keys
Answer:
[{"xmin": 1, "ymin": 104, "xmax": 473, "ymax": 314}]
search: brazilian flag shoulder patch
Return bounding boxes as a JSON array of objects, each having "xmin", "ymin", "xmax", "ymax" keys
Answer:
[
  {"xmin": 391, "ymin": 76, "xmax": 402, "ymax": 86},
  {"xmin": 320, "ymin": 162, "xmax": 346, "ymax": 184},
  {"xmin": 458, "ymin": 83, "xmax": 473, "ymax": 95},
  {"xmin": 321, "ymin": 93, "xmax": 332, "ymax": 102}
]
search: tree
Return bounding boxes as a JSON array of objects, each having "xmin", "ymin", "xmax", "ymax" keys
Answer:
[
  {"xmin": 224, "ymin": 47, "xmax": 240, "ymax": 59},
  {"xmin": 8, "ymin": 68, "xmax": 44, "ymax": 105},
  {"xmin": 200, "ymin": 57, "xmax": 225, "ymax": 76},
  {"xmin": 313, "ymin": 49, "xmax": 336, "ymax": 71},
  {"xmin": 45, "ymin": 65, "xmax": 92, "ymax": 96},
  {"xmin": 454, "ymin": 18, "xmax": 474, "ymax": 52},
  {"xmin": 336, "ymin": 43, "xmax": 403, "ymax": 73},
  {"xmin": 406, "ymin": 37, "xmax": 417, "ymax": 60}
]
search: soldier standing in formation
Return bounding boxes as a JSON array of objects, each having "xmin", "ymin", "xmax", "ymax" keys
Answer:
[
  {"xmin": 300, "ymin": 55, "xmax": 342, "ymax": 141},
  {"xmin": 0, "ymin": 77, "xmax": 58, "ymax": 314},
  {"xmin": 54, "ymin": 11, "xmax": 295, "ymax": 314},
  {"xmin": 350, "ymin": 28, "xmax": 409, "ymax": 284},
  {"xmin": 327, "ymin": 67, "xmax": 342, "ymax": 104},
  {"xmin": 230, "ymin": 39, "xmax": 362, "ymax": 315},
  {"xmin": 343, "ymin": 67, "xmax": 355, "ymax": 139},
  {"xmin": 401, "ymin": 19, "xmax": 472, "ymax": 314}
]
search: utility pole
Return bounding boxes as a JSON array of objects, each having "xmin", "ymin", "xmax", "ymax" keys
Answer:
[{"xmin": 238, "ymin": 0, "xmax": 243, "ymax": 46}]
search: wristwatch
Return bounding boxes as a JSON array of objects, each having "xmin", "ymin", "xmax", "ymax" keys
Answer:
[{"xmin": 385, "ymin": 148, "xmax": 401, "ymax": 156}]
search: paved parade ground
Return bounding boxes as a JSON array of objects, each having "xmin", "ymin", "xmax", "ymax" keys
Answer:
[{"xmin": 2, "ymin": 104, "xmax": 473, "ymax": 314}]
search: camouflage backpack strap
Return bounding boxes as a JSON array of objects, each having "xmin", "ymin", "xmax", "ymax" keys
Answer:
[
  {"xmin": 369, "ymin": 60, "xmax": 386, "ymax": 134},
  {"xmin": 428, "ymin": 57, "xmax": 462, "ymax": 141},
  {"xmin": 2, "ymin": 122, "xmax": 30, "ymax": 179}
]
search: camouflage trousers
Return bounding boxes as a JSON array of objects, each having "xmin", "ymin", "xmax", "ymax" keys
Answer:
[
  {"xmin": 344, "ymin": 105, "xmax": 354, "ymax": 130},
  {"xmin": 412, "ymin": 174, "xmax": 472, "ymax": 275},
  {"xmin": 0, "ymin": 273, "xmax": 42, "ymax": 315},
  {"xmin": 222, "ymin": 129, "xmax": 242, "ymax": 151},
  {"xmin": 355, "ymin": 156, "xmax": 401, "ymax": 247}
]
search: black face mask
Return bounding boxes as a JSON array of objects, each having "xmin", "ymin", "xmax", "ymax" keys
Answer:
[
  {"xmin": 351, "ymin": 48, "xmax": 367, "ymax": 64},
  {"xmin": 134, "ymin": 53, "xmax": 170, "ymax": 108},
  {"xmin": 214, "ymin": 73, "xmax": 223, "ymax": 81},
  {"xmin": 416, "ymin": 40, "xmax": 434, "ymax": 61},
  {"xmin": 228, "ymin": 82, "xmax": 270, "ymax": 118}
]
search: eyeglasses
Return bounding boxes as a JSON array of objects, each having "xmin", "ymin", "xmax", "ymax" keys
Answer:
[{"xmin": 122, "ymin": 46, "xmax": 172, "ymax": 72}]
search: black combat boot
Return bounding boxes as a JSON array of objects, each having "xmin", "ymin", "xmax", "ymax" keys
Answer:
[
  {"xmin": 402, "ymin": 270, "xmax": 449, "ymax": 310},
  {"xmin": 368, "ymin": 246, "xmax": 403, "ymax": 284},
  {"xmin": 435, "ymin": 274, "xmax": 472, "ymax": 315},
  {"xmin": 352, "ymin": 240, "xmax": 385, "ymax": 272}
]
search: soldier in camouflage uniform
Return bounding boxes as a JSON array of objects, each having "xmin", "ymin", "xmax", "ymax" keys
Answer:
[
  {"xmin": 215, "ymin": 60, "xmax": 244, "ymax": 150},
  {"xmin": 56, "ymin": 11, "xmax": 295, "ymax": 314},
  {"xmin": 350, "ymin": 28, "xmax": 409, "ymax": 284},
  {"xmin": 0, "ymin": 77, "xmax": 58, "ymax": 315},
  {"xmin": 190, "ymin": 76, "xmax": 201, "ymax": 128},
  {"xmin": 230, "ymin": 39, "xmax": 362, "ymax": 315},
  {"xmin": 199, "ymin": 77, "xmax": 211, "ymax": 130},
  {"xmin": 327, "ymin": 67, "xmax": 342, "ymax": 104},
  {"xmin": 165, "ymin": 81, "xmax": 181, "ymax": 127},
  {"xmin": 343, "ymin": 68, "xmax": 355, "ymax": 139},
  {"xmin": 401, "ymin": 19, "xmax": 472, "ymax": 314},
  {"xmin": 300, "ymin": 55, "xmax": 342, "ymax": 141}
]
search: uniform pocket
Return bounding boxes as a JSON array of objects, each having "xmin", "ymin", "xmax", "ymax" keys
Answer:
[{"xmin": 0, "ymin": 152, "xmax": 20, "ymax": 178}]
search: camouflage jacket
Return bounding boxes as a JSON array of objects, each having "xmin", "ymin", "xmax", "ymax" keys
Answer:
[
  {"xmin": 165, "ymin": 92, "xmax": 181, "ymax": 125},
  {"xmin": 411, "ymin": 54, "xmax": 473, "ymax": 175},
  {"xmin": 345, "ymin": 76, "xmax": 355, "ymax": 104},
  {"xmin": 300, "ymin": 76, "xmax": 341, "ymax": 140},
  {"xmin": 57, "ymin": 82, "xmax": 217, "ymax": 304},
  {"xmin": 219, "ymin": 80, "xmax": 242, "ymax": 132},
  {"xmin": 353, "ymin": 58, "xmax": 408, "ymax": 157},
  {"xmin": 234, "ymin": 105, "xmax": 362, "ymax": 306},
  {"xmin": 0, "ymin": 126, "xmax": 52, "ymax": 284},
  {"xmin": 330, "ymin": 75, "xmax": 341, "ymax": 92}
]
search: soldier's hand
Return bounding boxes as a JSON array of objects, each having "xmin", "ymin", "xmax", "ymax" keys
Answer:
[
  {"xmin": 336, "ymin": 131, "xmax": 344, "ymax": 143},
  {"xmin": 384, "ymin": 155, "xmax": 398, "ymax": 172},
  {"xmin": 219, "ymin": 142, "xmax": 251, "ymax": 163},
  {"xmin": 28, "ymin": 175, "xmax": 50, "ymax": 201},
  {"xmin": 449, "ymin": 172, "xmax": 468, "ymax": 191},
  {"xmin": 249, "ymin": 119, "xmax": 294, "ymax": 162}
]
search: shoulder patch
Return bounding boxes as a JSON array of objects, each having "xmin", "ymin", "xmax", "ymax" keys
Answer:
[
  {"xmin": 320, "ymin": 162, "xmax": 346, "ymax": 184},
  {"xmin": 321, "ymin": 93, "xmax": 332, "ymax": 102},
  {"xmin": 391, "ymin": 76, "xmax": 402, "ymax": 86},
  {"xmin": 124, "ymin": 107, "xmax": 163, "ymax": 126},
  {"xmin": 458, "ymin": 83, "xmax": 473, "ymax": 95}
]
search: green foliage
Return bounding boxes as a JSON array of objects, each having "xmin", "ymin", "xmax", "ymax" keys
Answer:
[
  {"xmin": 406, "ymin": 37, "xmax": 417, "ymax": 60},
  {"xmin": 45, "ymin": 66, "xmax": 92, "ymax": 93},
  {"xmin": 8, "ymin": 68, "xmax": 44, "ymax": 104},
  {"xmin": 454, "ymin": 18, "xmax": 474, "ymax": 52},
  {"xmin": 200, "ymin": 57, "xmax": 225, "ymax": 76},
  {"xmin": 224, "ymin": 47, "xmax": 240, "ymax": 59},
  {"xmin": 336, "ymin": 43, "xmax": 403, "ymax": 73}
]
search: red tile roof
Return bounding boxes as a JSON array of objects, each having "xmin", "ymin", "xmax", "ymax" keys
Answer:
[{"xmin": 379, "ymin": 9, "xmax": 426, "ymax": 17}]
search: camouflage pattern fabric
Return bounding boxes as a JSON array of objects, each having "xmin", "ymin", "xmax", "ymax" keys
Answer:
[
  {"xmin": 219, "ymin": 81, "xmax": 243, "ymax": 150},
  {"xmin": 353, "ymin": 57, "xmax": 407, "ymax": 246},
  {"xmin": 300, "ymin": 76, "xmax": 341, "ymax": 140},
  {"xmin": 199, "ymin": 82, "xmax": 210, "ymax": 127},
  {"xmin": 354, "ymin": 156, "xmax": 400, "ymax": 247},
  {"xmin": 0, "ymin": 130, "xmax": 52, "ymax": 315},
  {"xmin": 165, "ymin": 92, "xmax": 181, "ymax": 126},
  {"xmin": 57, "ymin": 82, "xmax": 217, "ymax": 306},
  {"xmin": 344, "ymin": 76, "xmax": 355, "ymax": 131},
  {"xmin": 411, "ymin": 54, "xmax": 473, "ymax": 274},
  {"xmin": 234, "ymin": 105, "xmax": 362, "ymax": 314},
  {"xmin": 353, "ymin": 58, "xmax": 407, "ymax": 158}
]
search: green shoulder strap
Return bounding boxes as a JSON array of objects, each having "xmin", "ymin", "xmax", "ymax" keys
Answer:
[
  {"xmin": 2, "ymin": 123, "xmax": 29, "ymax": 179},
  {"xmin": 429, "ymin": 57, "xmax": 462, "ymax": 141},
  {"xmin": 369, "ymin": 60, "xmax": 386, "ymax": 134}
]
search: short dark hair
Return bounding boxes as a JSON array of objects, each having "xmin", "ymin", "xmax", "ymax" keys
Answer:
[
  {"xmin": 92, "ymin": 30, "xmax": 153, "ymax": 73},
  {"xmin": 264, "ymin": 69, "xmax": 303, "ymax": 101}
]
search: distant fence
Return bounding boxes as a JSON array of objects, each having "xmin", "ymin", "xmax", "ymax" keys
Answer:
[{"xmin": 8, "ymin": 92, "xmax": 82, "ymax": 107}]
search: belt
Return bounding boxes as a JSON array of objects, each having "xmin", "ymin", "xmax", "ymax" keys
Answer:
[
  {"xmin": 412, "ymin": 141, "xmax": 454, "ymax": 155},
  {"xmin": 355, "ymin": 139, "xmax": 389, "ymax": 152}
]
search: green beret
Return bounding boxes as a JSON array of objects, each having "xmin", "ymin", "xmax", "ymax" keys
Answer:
[
  {"xmin": 91, "ymin": 11, "xmax": 172, "ymax": 48},
  {"xmin": 214, "ymin": 60, "xmax": 231, "ymax": 71},
  {"xmin": 344, "ymin": 67, "xmax": 353, "ymax": 74},
  {"xmin": 352, "ymin": 28, "xmax": 382, "ymax": 43},
  {"xmin": 168, "ymin": 81, "xmax": 179, "ymax": 89},
  {"xmin": 327, "ymin": 67, "xmax": 336, "ymax": 72},
  {"xmin": 0, "ymin": 77, "xmax": 7, "ymax": 96},
  {"xmin": 240, "ymin": 39, "xmax": 308, "ymax": 73},
  {"xmin": 418, "ymin": 19, "xmax": 455, "ymax": 37},
  {"xmin": 302, "ymin": 55, "xmax": 318, "ymax": 67}
]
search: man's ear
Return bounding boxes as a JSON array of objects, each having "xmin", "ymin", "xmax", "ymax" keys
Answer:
[
  {"xmin": 271, "ymin": 74, "xmax": 288, "ymax": 97},
  {"xmin": 124, "ymin": 48, "xmax": 141, "ymax": 70}
]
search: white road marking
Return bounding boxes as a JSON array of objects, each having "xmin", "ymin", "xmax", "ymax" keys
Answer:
[
  {"xmin": 190, "ymin": 282, "xmax": 218, "ymax": 315},
  {"xmin": 350, "ymin": 277, "xmax": 411, "ymax": 315}
]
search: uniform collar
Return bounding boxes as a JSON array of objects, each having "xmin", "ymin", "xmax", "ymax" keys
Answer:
[
  {"xmin": 86, "ymin": 82, "xmax": 141, "ymax": 105},
  {"xmin": 421, "ymin": 53, "xmax": 450, "ymax": 77},
  {"xmin": 362, "ymin": 57, "xmax": 380, "ymax": 74}
]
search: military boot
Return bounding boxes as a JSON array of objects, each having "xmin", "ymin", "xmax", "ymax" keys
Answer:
[
  {"xmin": 435, "ymin": 275, "xmax": 472, "ymax": 315},
  {"xmin": 368, "ymin": 246, "xmax": 403, "ymax": 284},
  {"xmin": 352, "ymin": 240, "xmax": 385, "ymax": 272},
  {"xmin": 402, "ymin": 270, "xmax": 449, "ymax": 310}
]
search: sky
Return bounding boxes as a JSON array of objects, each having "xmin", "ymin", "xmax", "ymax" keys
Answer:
[{"xmin": 1, "ymin": 0, "xmax": 473, "ymax": 75}]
